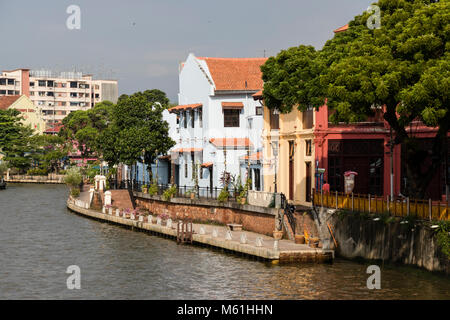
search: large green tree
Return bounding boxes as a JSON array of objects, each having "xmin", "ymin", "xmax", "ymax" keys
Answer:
[
  {"xmin": 100, "ymin": 90, "xmax": 175, "ymax": 180},
  {"xmin": 261, "ymin": 0, "xmax": 449, "ymax": 198}
]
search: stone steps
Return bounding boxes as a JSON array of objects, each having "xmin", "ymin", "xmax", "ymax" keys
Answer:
[{"xmin": 110, "ymin": 190, "xmax": 133, "ymax": 210}]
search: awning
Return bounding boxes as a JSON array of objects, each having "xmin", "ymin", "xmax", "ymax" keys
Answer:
[
  {"xmin": 209, "ymin": 138, "xmax": 252, "ymax": 148},
  {"xmin": 168, "ymin": 103, "xmax": 202, "ymax": 113},
  {"xmin": 170, "ymin": 148, "xmax": 203, "ymax": 153},
  {"xmin": 221, "ymin": 102, "xmax": 244, "ymax": 110},
  {"xmin": 252, "ymin": 90, "xmax": 263, "ymax": 100},
  {"xmin": 201, "ymin": 162, "xmax": 213, "ymax": 168}
]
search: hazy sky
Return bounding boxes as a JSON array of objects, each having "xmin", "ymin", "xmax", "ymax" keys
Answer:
[{"xmin": 0, "ymin": 0, "xmax": 374, "ymax": 102}]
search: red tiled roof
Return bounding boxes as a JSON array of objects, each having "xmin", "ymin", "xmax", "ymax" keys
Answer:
[
  {"xmin": 334, "ymin": 24, "xmax": 349, "ymax": 33},
  {"xmin": 168, "ymin": 103, "xmax": 202, "ymax": 113},
  {"xmin": 221, "ymin": 102, "xmax": 244, "ymax": 109},
  {"xmin": 209, "ymin": 138, "xmax": 252, "ymax": 148},
  {"xmin": 201, "ymin": 162, "xmax": 213, "ymax": 168},
  {"xmin": 252, "ymin": 90, "xmax": 263, "ymax": 100},
  {"xmin": 196, "ymin": 57, "xmax": 267, "ymax": 91},
  {"xmin": 44, "ymin": 123, "xmax": 63, "ymax": 134},
  {"xmin": 0, "ymin": 95, "xmax": 21, "ymax": 110},
  {"xmin": 240, "ymin": 151, "xmax": 262, "ymax": 161},
  {"xmin": 171, "ymin": 148, "xmax": 203, "ymax": 153}
]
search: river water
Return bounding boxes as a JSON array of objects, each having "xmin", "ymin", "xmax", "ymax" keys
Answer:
[{"xmin": 0, "ymin": 184, "xmax": 449, "ymax": 300}]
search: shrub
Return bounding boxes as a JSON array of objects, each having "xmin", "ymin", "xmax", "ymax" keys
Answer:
[
  {"xmin": 162, "ymin": 184, "xmax": 177, "ymax": 201},
  {"xmin": 64, "ymin": 167, "xmax": 82, "ymax": 189},
  {"xmin": 27, "ymin": 167, "xmax": 48, "ymax": 176},
  {"xmin": 218, "ymin": 188, "xmax": 229, "ymax": 203},
  {"xmin": 148, "ymin": 179, "xmax": 158, "ymax": 196},
  {"xmin": 436, "ymin": 221, "xmax": 450, "ymax": 259},
  {"xmin": 70, "ymin": 188, "xmax": 80, "ymax": 197},
  {"xmin": 0, "ymin": 162, "xmax": 9, "ymax": 177}
]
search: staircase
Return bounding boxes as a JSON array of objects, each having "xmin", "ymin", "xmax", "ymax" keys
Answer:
[{"xmin": 110, "ymin": 190, "xmax": 134, "ymax": 210}]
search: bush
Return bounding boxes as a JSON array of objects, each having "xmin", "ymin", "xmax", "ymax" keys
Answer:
[
  {"xmin": 64, "ymin": 167, "xmax": 82, "ymax": 189},
  {"xmin": 27, "ymin": 167, "xmax": 48, "ymax": 176},
  {"xmin": 70, "ymin": 188, "xmax": 80, "ymax": 197},
  {"xmin": 218, "ymin": 188, "xmax": 229, "ymax": 203},
  {"xmin": 436, "ymin": 221, "xmax": 450, "ymax": 259},
  {"xmin": 162, "ymin": 185, "xmax": 177, "ymax": 201},
  {"xmin": 148, "ymin": 180, "xmax": 158, "ymax": 196},
  {"xmin": 0, "ymin": 162, "xmax": 8, "ymax": 177}
]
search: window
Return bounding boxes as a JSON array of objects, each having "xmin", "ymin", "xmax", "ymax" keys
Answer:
[
  {"xmin": 305, "ymin": 140, "xmax": 312, "ymax": 156},
  {"xmin": 47, "ymin": 92, "xmax": 54, "ymax": 97},
  {"xmin": 38, "ymin": 80, "xmax": 46, "ymax": 87},
  {"xmin": 47, "ymin": 80, "xmax": 54, "ymax": 87},
  {"xmin": 70, "ymin": 102, "xmax": 78, "ymax": 106},
  {"xmin": 70, "ymin": 92, "xmax": 77, "ymax": 98},
  {"xmin": 303, "ymin": 108, "xmax": 314, "ymax": 129},
  {"xmin": 199, "ymin": 108, "xmax": 202, "ymax": 128},
  {"xmin": 7, "ymin": 79, "xmax": 14, "ymax": 85},
  {"xmin": 14, "ymin": 91, "xmax": 19, "ymax": 95},
  {"xmin": 256, "ymin": 106, "xmax": 263, "ymax": 115},
  {"xmin": 30, "ymin": 91, "xmax": 34, "ymax": 96},
  {"xmin": 183, "ymin": 111, "xmax": 187, "ymax": 128},
  {"xmin": 224, "ymin": 109, "xmax": 240, "ymax": 127},
  {"xmin": 191, "ymin": 109, "xmax": 195, "ymax": 128},
  {"xmin": 270, "ymin": 110, "xmax": 279, "ymax": 130},
  {"xmin": 0, "ymin": 90, "xmax": 6, "ymax": 94},
  {"xmin": 191, "ymin": 152, "xmax": 195, "ymax": 178},
  {"xmin": 7, "ymin": 90, "xmax": 14, "ymax": 95},
  {"xmin": 30, "ymin": 82, "xmax": 35, "ymax": 87},
  {"xmin": 70, "ymin": 82, "xmax": 78, "ymax": 88},
  {"xmin": 0, "ymin": 79, "xmax": 6, "ymax": 85}
]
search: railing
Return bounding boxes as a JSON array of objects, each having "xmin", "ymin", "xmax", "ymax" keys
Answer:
[
  {"xmin": 108, "ymin": 178, "xmax": 241, "ymax": 202},
  {"xmin": 312, "ymin": 189, "xmax": 449, "ymax": 221},
  {"xmin": 280, "ymin": 193, "xmax": 296, "ymax": 234}
]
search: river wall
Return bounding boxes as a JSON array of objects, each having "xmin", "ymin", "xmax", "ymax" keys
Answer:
[
  {"xmin": 320, "ymin": 208, "xmax": 450, "ymax": 274},
  {"xmin": 134, "ymin": 192, "xmax": 279, "ymax": 236}
]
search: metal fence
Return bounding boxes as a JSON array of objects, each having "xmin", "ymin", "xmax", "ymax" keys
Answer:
[
  {"xmin": 313, "ymin": 189, "xmax": 449, "ymax": 221},
  {"xmin": 108, "ymin": 178, "xmax": 243, "ymax": 202}
]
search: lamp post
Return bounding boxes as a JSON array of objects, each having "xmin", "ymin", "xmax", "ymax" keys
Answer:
[
  {"xmin": 142, "ymin": 149, "xmax": 145, "ymax": 185},
  {"xmin": 271, "ymin": 140, "xmax": 279, "ymax": 194}
]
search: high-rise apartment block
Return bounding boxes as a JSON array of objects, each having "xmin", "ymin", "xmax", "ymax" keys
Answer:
[{"xmin": 0, "ymin": 68, "xmax": 118, "ymax": 128}]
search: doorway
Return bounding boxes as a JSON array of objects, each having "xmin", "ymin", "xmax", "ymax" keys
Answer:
[{"xmin": 306, "ymin": 162, "xmax": 312, "ymax": 202}]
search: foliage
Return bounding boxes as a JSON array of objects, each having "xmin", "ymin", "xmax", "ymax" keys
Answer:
[
  {"xmin": 261, "ymin": 0, "xmax": 449, "ymax": 198},
  {"xmin": 0, "ymin": 161, "xmax": 8, "ymax": 177},
  {"xmin": 219, "ymin": 171, "xmax": 232, "ymax": 189},
  {"xmin": 27, "ymin": 167, "xmax": 48, "ymax": 176},
  {"xmin": 162, "ymin": 184, "xmax": 177, "ymax": 201},
  {"xmin": 237, "ymin": 178, "xmax": 251, "ymax": 203},
  {"xmin": 148, "ymin": 179, "xmax": 159, "ymax": 196},
  {"xmin": 217, "ymin": 188, "xmax": 230, "ymax": 203},
  {"xmin": 64, "ymin": 167, "xmax": 82, "ymax": 189},
  {"xmin": 70, "ymin": 188, "xmax": 80, "ymax": 198},
  {"xmin": 435, "ymin": 221, "xmax": 450, "ymax": 259}
]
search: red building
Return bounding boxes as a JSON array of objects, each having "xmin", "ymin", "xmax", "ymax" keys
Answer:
[{"xmin": 314, "ymin": 104, "xmax": 448, "ymax": 200}]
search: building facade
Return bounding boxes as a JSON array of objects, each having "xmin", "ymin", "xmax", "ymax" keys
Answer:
[
  {"xmin": 164, "ymin": 54, "xmax": 267, "ymax": 192},
  {"xmin": 0, "ymin": 95, "xmax": 46, "ymax": 134},
  {"xmin": 0, "ymin": 68, "xmax": 118, "ymax": 129}
]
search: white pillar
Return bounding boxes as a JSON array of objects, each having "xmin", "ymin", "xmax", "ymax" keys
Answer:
[{"xmin": 104, "ymin": 191, "xmax": 112, "ymax": 206}]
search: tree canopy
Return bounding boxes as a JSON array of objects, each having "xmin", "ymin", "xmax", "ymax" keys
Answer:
[{"xmin": 261, "ymin": 0, "xmax": 449, "ymax": 197}]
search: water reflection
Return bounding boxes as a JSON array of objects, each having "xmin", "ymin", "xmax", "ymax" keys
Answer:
[{"xmin": 0, "ymin": 184, "xmax": 449, "ymax": 299}]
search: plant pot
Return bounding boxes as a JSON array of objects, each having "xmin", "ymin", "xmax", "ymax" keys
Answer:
[
  {"xmin": 190, "ymin": 193, "xmax": 195, "ymax": 200},
  {"xmin": 273, "ymin": 230, "xmax": 283, "ymax": 240},
  {"xmin": 142, "ymin": 188, "xmax": 148, "ymax": 194},
  {"xmin": 295, "ymin": 234, "xmax": 305, "ymax": 244},
  {"xmin": 240, "ymin": 198, "xmax": 246, "ymax": 205}
]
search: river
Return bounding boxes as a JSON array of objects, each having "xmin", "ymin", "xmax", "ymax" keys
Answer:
[{"xmin": 0, "ymin": 184, "xmax": 449, "ymax": 300}]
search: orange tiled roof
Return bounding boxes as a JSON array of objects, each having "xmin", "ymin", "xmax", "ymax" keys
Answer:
[
  {"xmin": 201, "ymin": 162, "xmax": 213, "ymax": 168},
  {"xmin": 240, "ymin": 151, "xmax": 262, "ymax": 161},
  {"xmin": 334, "ymin": 24, "xmax": 349, "ymax": 33},
  {"xmin": 196, "ymin": 57, "xmax": 267, "ymax": 91},
  {"xmin": 221, "ymin": 102, "xmax": 244, "ymax": 109},
  {"xmin": 209, "ymin": 138, "xmax": 252, "ymax": 148},
  {"xmin": 171, "ymin": 148, "xmax": 203, "ymax": 153},
  {"xmin": 168, "ymin": 103, "xmax": 202, "ymax": 113},
  {"xmin": 252, "ymin": 90, "xmax": 263, "ymax": 100},
  {"xmin": 0, "ymin": 95, "xmax": 21, "ymax": 110}
]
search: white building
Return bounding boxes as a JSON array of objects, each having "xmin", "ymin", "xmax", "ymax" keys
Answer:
[{"xmin": 164, "ymin": 53, "xmax": 267, "ymax": 192}]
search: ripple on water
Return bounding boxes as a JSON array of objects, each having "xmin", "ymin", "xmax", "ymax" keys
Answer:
[{"xmin": 0, "ymin": 184, "xmax": 449, "ymax": 299}]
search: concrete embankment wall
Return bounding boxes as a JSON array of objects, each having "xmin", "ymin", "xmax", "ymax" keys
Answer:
[
  {"xmin": 134, "ymin": 192, "xmax": 279, "ymax": 236},
  {"xmin": 325, "ymin": 210, "xmax": 450, "ymax": 274}
]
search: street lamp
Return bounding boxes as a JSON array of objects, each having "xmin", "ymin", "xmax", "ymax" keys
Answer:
[{"xmin": 271, "ymin": 140, "xmax": 279, "ymax": 193}]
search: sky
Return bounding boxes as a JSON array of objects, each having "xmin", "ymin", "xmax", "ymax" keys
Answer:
[{"xmin": 0, "ymin": 0, "xmax": 374, "ymax": 102}]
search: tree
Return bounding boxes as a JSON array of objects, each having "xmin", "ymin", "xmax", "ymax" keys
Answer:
[
  {"xmin": 261, "ymin": 0, "xmax": 449, "ymax": 198},
  {"xmin": 101, "ymin": 90, "xmax": 175, "ymax": 179},
  {"xmin": 0, "ymin": 109, "xmax": 35, "ymax": 173}
]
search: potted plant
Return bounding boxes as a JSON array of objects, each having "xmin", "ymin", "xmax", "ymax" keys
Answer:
[
  {"xmin": 142, "ymin": 184, "xmax": 148, "ymax": 193},
  {"xmin": 159, "ymin": 213, "xmax": 169, "ymax": 226},
  {"xmin": 162, "ymin": 184, "xmax": 177, "ymax": 201}
]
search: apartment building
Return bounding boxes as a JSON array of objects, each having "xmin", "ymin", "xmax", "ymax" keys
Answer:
[{"xmin": 0, "ymin": 68, "xmax": 118, "ymax": 128}]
